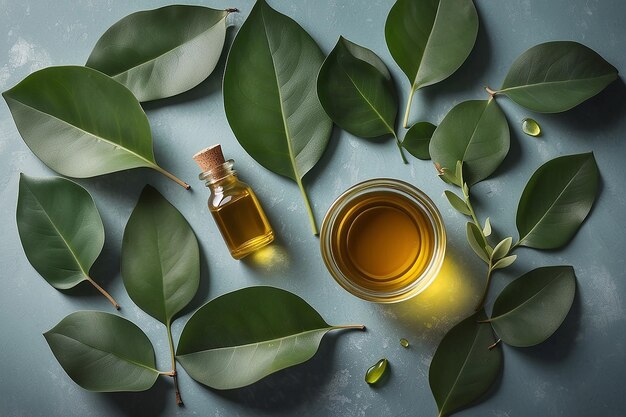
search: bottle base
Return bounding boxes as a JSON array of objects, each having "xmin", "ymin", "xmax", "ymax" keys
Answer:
[{"xmin": 231, "ymin": 231, "xmax": 275, "ymax": 260}]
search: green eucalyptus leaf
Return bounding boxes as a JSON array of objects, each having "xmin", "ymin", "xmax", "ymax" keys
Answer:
[
  {"xmin": 87, "ymin": 6, "xmax": 232, "ymax": 102},
  {"xmin": 429, "ymin": 310, "xmax": 502, "ymax": 417},
  {"xmin": 517, "ymin": 153, "xmax": 599, "ymax": 249},
  {"xmin": 317, "ymin": 36, "xmax": 397, "ymax": 138},
  {"xmin": 488, "ymin": 266, "xmax": 576, "ymax": 347},
  {"xmin": 496, "ymin": 41, "xmax": 618, "ymax": 113},
  {"xmin": 483, "ymin": 217, "xmax": 492, "ymax": 237},
  {"xmin": 385, "ymin": 0, "xmax": 478, "ymax": 127},
  {"xmin": 444, "ymin": 190, "xmax": 471, "ymax": 216},
  {"xmin": 492, "ymin": 255, "xmax": 517, "ymax": 271},
  {"xmin": 122, "ymin": 185, "xmax": 199, "ymax": 324},
  {"xmin": 429, "ymin": 100, "xmax": 510, "ymax": 185},
  {"xmin": 223, "ymin": 0, "xmax": 331, "ymax": 234},
  {"xmin": 491, "ymin": 237, "xmax": 512, "ymax": 261},
  {"xmin": 3, "ymin": 66, "xmax": 188, "ymax": 188},
  {"xmin": 44, "ymin": 311, "xmax": 159, "ymax": 392},
  {"xmin": 466, "ymin": 222, "xmax": 489, "ymax": 263},
  {"xmin": 176, "ymin": 286, "xmax": 362, "ymax": 390},
  {"xmin": 403, "ymin": 122, "xmax": 437, "ymax": 160},
  {"xmin": 16, "ymin": 174, "xmax": 118, "ymax": 308}
]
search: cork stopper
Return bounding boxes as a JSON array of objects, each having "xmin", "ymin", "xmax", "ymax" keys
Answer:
[{"xmin": 193, "ymin": 144, "xmax": 226, "ymax": 172}]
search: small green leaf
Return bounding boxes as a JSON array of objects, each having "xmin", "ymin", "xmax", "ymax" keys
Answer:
[
  {"xmin": 483, "ymin": 217, "xmax": 492, "ymax": 237},
  {"xmin": 429, "ymin": 100, "xmax": 510, "ymax": 185},
  {"xmin": 517, "ymin": 153, "xmax": 599, "ymax": 249},
  {"xmin": 87, "ymin": 6, "xmax": 232, "ymax": 102},
  {"xmin": 44, "ymin": 311, "xmax": 159, "ymax": 392},
  {"xmin": 429, "ymin": 310, "xmax": 502, "ymax": 417},
  {"xmin": 496, "ymin": 41, "xmax": 618, "ymax": 113},
  {"xmin": 444, "ymin": 191, "xmax": 471, "ymax": 216},
  {"xmin": 122, "ymin": 186, "xmax": 200, "ymax": 324},
  {"xmin": 317, "ymin": 36, "xmax": 397, "ymax": 139},
  {"xmin": 16, "ymin": 175, "xmax": 118, "ymax": 308},
  {"xmin": 176, "ymin": 287, "xmax": 363, "ymax": 390},
  {"xmin": 492, "ymin": 255, "xmax": 517, "ymax": 271},
  {"xmin": 466, "ymin": 222, "xmax": 489, "ymax": 263},
  {"xmin": 403, "ymin": 122, "xmax": 437, "ymax": 160},
  {"xmin": 223, "ymin": 0, "xmax": 331, "ymax": 234},
  {"xmin": 3, "ymin": 66, "xmax": 188, "ymax": 188},
  {"xmin": 488, "ymin": 266, "xmax": 576, "ymax": 347},
  {"xmin": 491, "ymin": 237, "xmax": 512, "ymax": 261},
  {"xmin": 385, "ymin": 0, "xmax": 478, "ymax": 127}
]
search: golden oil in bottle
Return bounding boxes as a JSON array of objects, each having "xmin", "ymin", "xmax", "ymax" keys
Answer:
[
  {"xmin": 320, "ymin": 179, "xmax": 446, "ymax": 303},
  {"xmin": 193, "ymin": 145, "xmax": 274, "ymax": 259}
]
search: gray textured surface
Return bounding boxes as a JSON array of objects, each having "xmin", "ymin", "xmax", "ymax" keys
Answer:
[{"xmin": 1, "ymin": 1, "xmax": 625, "ymax": 416}]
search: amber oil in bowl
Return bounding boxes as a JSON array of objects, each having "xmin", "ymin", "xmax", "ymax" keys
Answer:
[{"xmin": 320, "ymin": 179, "xmax": 446, "ymax": 303}]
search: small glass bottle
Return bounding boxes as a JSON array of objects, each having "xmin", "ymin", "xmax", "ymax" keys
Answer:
[{"xmin": 193, "ymin": 144, "xmax": 274, "ymax": 259}]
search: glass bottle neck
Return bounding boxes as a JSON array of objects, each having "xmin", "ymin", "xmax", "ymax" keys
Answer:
[{"xmin": 199, "ymin": 160, "xmax": 238, "ymax": 188}]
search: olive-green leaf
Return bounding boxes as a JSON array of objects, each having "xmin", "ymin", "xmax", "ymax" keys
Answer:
[
  {"xmin": 491, "ymin": 237, "xmax": 512, "ymax": 261},
  {"xmin": 403, "ymin": 121, "xmax": 437, "ymax": 160},
  {"xmin": 516, "ymin": 153, "xmax": 599, "ymax": 249},
  {"xmin": 482, "ymin": 217, "xmax": 492, "ymax": 237},
  {"xmin": 122, "ymin": 185, "xmax": 199, "ymax": 324},
  {"xmin": 429, "ymin": 100, "xmax": 510, "ymax": 186},
  {"xmin": 385, "ymin": 0, "xmax": 478, "ymax": 127},
  {"xmin": 44, "ymin": 311, "xmax": 159, "ymax": 392},
  {"xmin": 492, "ymin": 255, "xmax": 517, "ymax": 271},
  {"xmin": 487, "ymin": 266, "xmax": 576, "ymax": 347},
  {"xmin": 495, "ymin": 41, "xmax": 618, "ymax": 113},
  {"xmin": 3, "ymin": 66, "xmax": 188, "ymax": 188},
  {"xmin": 317, "ymin": 36, "xmax": 397, "ymax": 138},
  {"xmin": 223, "ymin": 0, "xmax": 332, "ymax": 234},
  {"xmin": 86, "ymin": 5, "xmax": 232, "ymax": 102},
  {"xmin": 429, "ymin": 310, "xmax": 502, "ymax": 417},
  {"xmin": 16, "ymin": 174, "xmax": 119, "ymax": 308},
  {"xmin": 444, "ymin": 191, "xmax": 471, "ymax": 216},
  {"xmin": 176, "ymin": 286, "xmax": 363, "ymax": 390},
  {"xmin": 466, "ymin": 222, "xmax": 489, "ymax": 264}
]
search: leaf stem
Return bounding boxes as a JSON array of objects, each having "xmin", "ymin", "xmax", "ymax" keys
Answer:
[
  {"xmin": 462, "ymin": 186, "xmax": 480, "ymax": 227},
  {"xmin": 485, "ymin": 86, "xmax": 497, "ymax": 97},
  {"xmin": 475, "ymin": 265, "xmax": 494, "ymax": 311},
  {"xmin": 393, "ymin": 132, "xmax": 409, "ymax": 164},
  {"xmin": 402, "ymin": 87, "xmax": 416, "ymax": 129},
  {"xmin": 333, "ymin": 324, "xmax": 366, "ymax": 331},
  {"xmin": 296, "ymin": 178, "xmax": 319, "ymax": 235},
  {"xmin": 153, "ymin": 166, "xmax": 191, "ymax": 190},
  {"xmin": 166, "ymin": 322, "xmax": 183, "ymax": 406},
  {"xmin": 488, "ymin": 338, "xmax": 502, "ymax": 350},
  {"xmin": 85, "ymin": 276, "xmax": 120, "ymax": 310}
]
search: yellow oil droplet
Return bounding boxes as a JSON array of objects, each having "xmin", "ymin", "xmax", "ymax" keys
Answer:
[
  {"xmin": 522, "ymin": 118, "xmax": 541, "ymax": 137},
  {"xmin": 400, "ymin": 338, "xmax": 410, "ymax": 348},
  {"xmin": 365, "ymin": 358, "xmax": 389, "ymax": 385}
]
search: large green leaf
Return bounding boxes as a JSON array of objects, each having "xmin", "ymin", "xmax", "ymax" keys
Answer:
[
  {"xmin": 385, "ymin": 0, "xmax": 478, "ymax": 127},
  {"xmin": 487, "ymin": 266, "xmax": 576, "ymax": 347},
  {"xmin": 87, "ymin": 5, "xmax": 233, "ymax": 102},
  {"xmin": 317, "ymin": 37, "xmax": 398, "ymax": 137},
  {"xmin": 403, "ymin": 121, "xmax": 436, "ymax": 160},
  {"xmin": 3, "ymin": 66, "xmax": 189, "ymax": 188},
  {"xmin": 429, "ymin": 100, "xmax": 510, "ymax": 185},
  {"xmin": 122, "ymin": 185, "xmax": 199, "ymax": 324},
  {"xmin": 429, "ymin": 310, "xmax": 502, "ymax": 417},
  {"xmin": 16, "ymin": 174, "xmax": 118, "ymax": 308},
  {"xmin": 223, "ymin": 0, "xmax": 332, "ymax": 234},
  {"xmin": 495, "ymin": 41, "xmax": 618, "ymax": 113},
  {"xmin": 44, "ymin": 311, "xmax": 159, "ymax": 392},
  {"xmin": 176, "ymin": 286, "xmax": 362, "ymax": 390},
  {"xmin": 516, "ymin": 153, "xmax": 599, "ymax": 249}
]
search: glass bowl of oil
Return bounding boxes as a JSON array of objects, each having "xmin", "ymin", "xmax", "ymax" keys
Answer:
[{"xmin": 320, "ymin": 178, "xmax": 446, "ymax": 303}]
